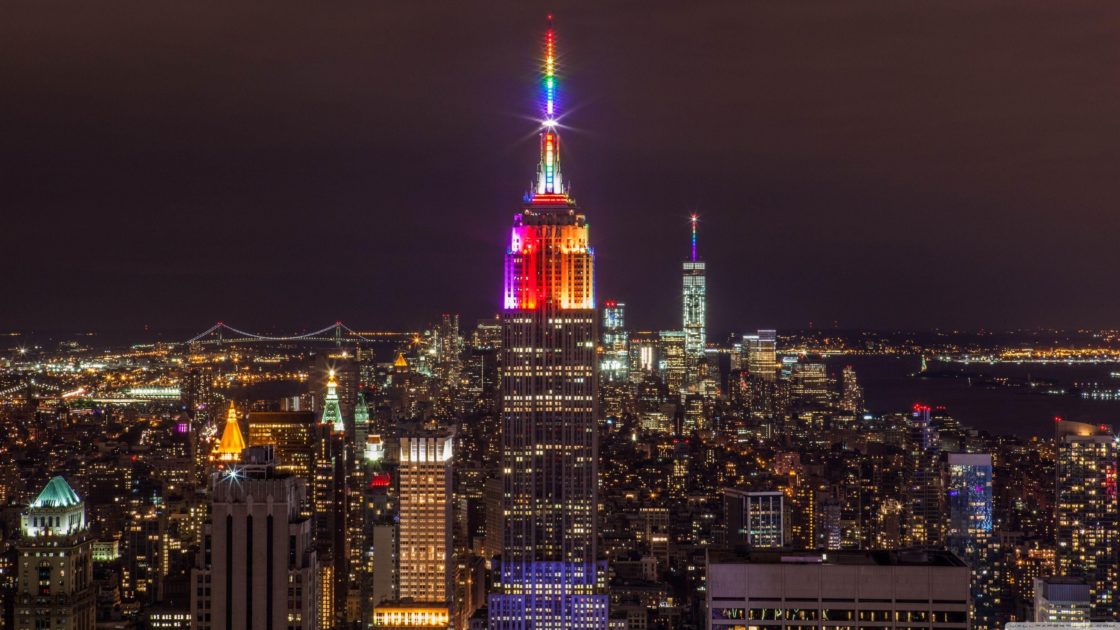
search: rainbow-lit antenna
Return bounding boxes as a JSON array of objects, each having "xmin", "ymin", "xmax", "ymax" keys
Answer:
[
  {"xmin": 536, "ymin": 15, "xmax": 564, "ymax": 197},
  {"xmin": 545, "ymin": 14, "xmax": 556, "ymax": 120},
  {"xmin": 690, "ymin": 213, "xmax": 699, "ymax": 261}
]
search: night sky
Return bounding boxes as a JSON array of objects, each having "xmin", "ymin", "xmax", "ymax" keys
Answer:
[{"xmin": 3, "ymin": 1, "xmax": 1119, "ymax": 335}]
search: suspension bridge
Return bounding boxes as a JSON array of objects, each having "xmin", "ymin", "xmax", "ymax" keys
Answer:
[{"xmin": 184, "ymin": 321, "xmax": 414, "ymax": 347}]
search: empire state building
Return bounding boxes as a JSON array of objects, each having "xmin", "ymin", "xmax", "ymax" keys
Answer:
[{"xmin": 488, "ymin": 17, "xmax": 608, "ymax": 630}]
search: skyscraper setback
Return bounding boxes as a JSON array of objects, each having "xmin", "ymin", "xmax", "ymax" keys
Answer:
[{"xmin": 489, "ymin": 17, "xmax": 608, "ymax": 630}]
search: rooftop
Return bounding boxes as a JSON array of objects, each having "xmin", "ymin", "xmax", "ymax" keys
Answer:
[
  {"xmin": 31, "ymin": 476, "xmax": 82, "ymax": 508},
  {"xmin": 710, "ymin": 548, "xmax": 967, "ymax": 568}
]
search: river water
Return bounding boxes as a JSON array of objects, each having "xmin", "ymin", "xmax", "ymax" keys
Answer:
[{"xmin": 827, "ymin": 355, "xmax": 1120, "ymax": 437}]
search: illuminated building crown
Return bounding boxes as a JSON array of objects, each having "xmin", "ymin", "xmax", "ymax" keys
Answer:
[
  {"xmin": 503, "ymin": 16, "xmax": 595, "ymax": 312},
  {"xmin": 216, "ymin": 402, "xmax": 246, "ymax": 462},
  {"xmin": 320, "ymin": 369, "xmax": 345, "ymax": 432},
  {"xmin": 22, "ymin": 476, "xmax": 87, "ymax": 538}
]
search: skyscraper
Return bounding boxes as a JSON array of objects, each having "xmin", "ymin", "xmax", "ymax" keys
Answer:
[
  {"xmin": 681, "ymin": 214, "xmax": 706, "ymax": 359},
  {"xmin": 246, "ymin": 410, "xmax": 316, "ymax": 490},
  {"xmin": 743, "ymin": 330, "xmax": 777, "ymax": 381},
  {"xmin": 15, "ymin": 477, "xmax": 94, "ymax": 630},
  {"xmin": 374, "ymin": 431, "xmax": 455, "ymax": 629},
  {"xmin": 190, "ymin": 447, "xmax": 319, "ymax": 630},
  {"xmin": 314, "ymin": 370, "xmax": 349, "ymax": 630},
  {"xmin": 489, "ymin": 17, "xmax": 608, "ymax": 630},
  {"xmin": 658, "ymin": 330, "xmax": 687, "ymax": 397},
  {"xmin": 944, "ymin": 453, "xmax": 995, "ymax": 626},
  {"xmin": 1055, "ymin": 420, "xmax": 1118, "ymax": 619},
  {"xmin": 945, "ymin": 453, "xmax": 993, "ymax": 553},
  {"xmin": 600, "ymin": 301, "xmax": 628, "ymax": 383},
  {"xmin": 722, "ymin": 489, "xmax": 784, "ymax": 548}
]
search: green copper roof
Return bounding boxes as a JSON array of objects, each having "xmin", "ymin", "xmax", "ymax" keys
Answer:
[
  {"xmin": 354, "ymin": 392, "xmax": 369, "ymax": 425},
  {"xmin": 31, "ymin": 476, "xmax": 81, "ymax": 508}
]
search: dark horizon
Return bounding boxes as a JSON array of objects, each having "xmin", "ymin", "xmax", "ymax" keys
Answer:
[{"xmin": 3, "ymin": 1, "xmax": 1119, "ymax": 333}]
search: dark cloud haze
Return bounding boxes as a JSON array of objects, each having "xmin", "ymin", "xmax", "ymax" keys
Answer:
[{"xmin": 2, "ymin": 1, "xmax": 1119, "ymax": 335}]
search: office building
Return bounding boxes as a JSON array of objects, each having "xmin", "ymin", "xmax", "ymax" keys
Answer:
[
  {"xmin": 1034, "ymin": 577, "xmax": 1091, "ymax": 622},
  {"xmin": 1055, "ymin": 419, "xmax": 1118, "ymax": 619},
  {"xmin": 659, "ymin": 331, "xmax": 687, "ymax": 396},
  {"xmin": 682, "ymin": 214, "xmax": 706, "ymax": 359},
  {"xmin": 247, "ymin": 411, "xmax": 316, "ymax": 486},
  {"xmin": 944, "ymin": 453, "xmax": 994, "ymax": 627},
  {"xmin": 374, "ymin": 432, "xmax": 454, "ymax": 629},
  {"xmin": 190, "ymin": 447, "xmax": 319, "ymax": 630},
  {"xmin": 600, "ymin": 301, "xmax": 629, "ymax": 383},
  {"xmin": 489, "ymin": 17, "xmax": 608, "ymax": 630},
  {"xmin": 945, "ymin": 453, "xmax": 993, "ymax": 553},
  {"xmin": 744, "ymin": 330, "xmax": 777, "ymax": 381},
  {"xmin": 789, "ymin": 358, "xmax": 829, "ymax": 410},
  {"xmin": 723, "ymin": 489, "xmax": 784, "ymax": 548},
  {"xmin": 315, "ymin": 371, "xmax": 349, "ymax": 630},
  {"xmin": 706, "ymin": 549, "xmax": 969, "ymax": 630},
  {"xmin": 14, "ymin": 477, "xmax": 95, "ymax": 630}
]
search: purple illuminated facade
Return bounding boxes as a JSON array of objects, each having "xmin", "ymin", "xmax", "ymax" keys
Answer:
[{"xmin": 488, "ymin": 17, "xmax": 608, "ymax": 630}]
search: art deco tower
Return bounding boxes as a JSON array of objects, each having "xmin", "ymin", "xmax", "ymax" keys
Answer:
[{"xmin": 489, "ymin": 17, "xmax": 608, "ymax": 630}]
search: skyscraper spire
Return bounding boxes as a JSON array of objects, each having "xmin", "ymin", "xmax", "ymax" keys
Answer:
[
  {"xmin": 320, "ymin": 368, "xmax": 344, "ymax": 433},
  {"xmin": 690, "ymin": 213, "xmax": 699, "ymax": 262},
  {"xmin": 535, "ymin": 16, "xmax": 565, "ymax": 198},
  {"xmin": 216, "ymin": 401, "xmax": 246, "ymax": 462}
]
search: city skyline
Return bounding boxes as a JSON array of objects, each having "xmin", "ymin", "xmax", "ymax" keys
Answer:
[
  {"xmin": 4, "ymin": 2, "xmax": 1120, "ymax": 332},
  {"xmin": 4, "ymin": 5, "xmax": 1120, "ymax": 629}
]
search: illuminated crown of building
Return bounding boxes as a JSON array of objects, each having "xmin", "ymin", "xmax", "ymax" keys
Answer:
[
  {"xmin": 502, "ymin": 16, "xmax": 595, "ymax": 312},
  {"xmin": 354, "ymin": 392, "xmax": 369, "ymax": 426},
  {"xmin": 22, "ymin": 476, "xmax": 87, "ymax": 538},
  {"xmin": 320, "ymin": 369, "xmax": 345, "ymax": 433},
  {"xmin": 216, "ymin": 402, "xmax": 246, "ymax": 462}
]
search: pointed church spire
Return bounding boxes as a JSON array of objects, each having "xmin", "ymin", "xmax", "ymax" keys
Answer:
[
  {"xmin": 320, "ymin": 369, "xmax": 345, "ymax": 433},
  {"xmin": 216, "ymin": 402, "xmax": 246, "ymax": 462},
  {"xmin": 535, "ymin": 16, "xmax": 565, "ymax": 198}
]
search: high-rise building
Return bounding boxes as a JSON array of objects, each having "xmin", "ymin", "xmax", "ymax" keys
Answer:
[
  {"xmin": 681, "ymin": 214, "xmax": 706, "ymax": 359},
  {"xmin": 14, "ymin": 477, "xmax": 94, "ymax": 630},
  {"xmin": 600, "ymin": 301, "xmax": 628, "ymax": 383},
  {"xmin": 314, "ymin": 370, "xmax": 349, "ymax": 630},
  {"xmin": 658, "ymin": 331, "xmax": 687, "ymax": 396},
  {"xmin": 944, "ymin": 453, "xmax": 995, "ymax": 627},
  {"xmin": 247, "ymin": 411, "xmax": 316, "ymax": 487},
  {"xmin": 945, "ymin": 453, "xmax": 993, "ymax": 553},
  {"xmin": 190, "ymin": 447, "xmax": 319, "ymax": 630},
  {"xmin": 743, "ymin": 330, "xmax": 777, "ymax": 381},
  {"xmin": 789, "ymin": 357, "xmax": 830, "ymax": 411},
  {"xmin": 839, "ymin": 365, "xmax": 864, "ymax": 414},
  {"xmin": 1055, "ymin": 419, "xmax": 1118, "ymax": 619},
  {"xmin": 347, "ymin": 394, "xmax": 374, "ymax": 625},
  {"xmin": 374, "ymin": 431, "xmax": 454, "ymax": 629},
  {"xmin": 489, "ymin": 17, "xmax": 608, "ymax": 630},
  {"xmin": 723, "ymin": 489, "xmax": 784, "ymax": 548}
]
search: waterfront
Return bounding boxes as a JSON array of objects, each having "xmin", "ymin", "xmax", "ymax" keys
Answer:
[{"xmin": 830, "ymin": 355, "xmax": 1120, "ymax": 437}]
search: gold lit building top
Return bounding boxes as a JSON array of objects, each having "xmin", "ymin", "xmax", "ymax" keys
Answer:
[{"xmin": 216, "ymin": 402, "xmax": 246, "ymax": 461}]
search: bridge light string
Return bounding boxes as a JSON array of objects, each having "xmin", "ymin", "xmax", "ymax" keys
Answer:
[{"xmin": 184, "ymin": 321, "xmax": 405, "ymax": 344}]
